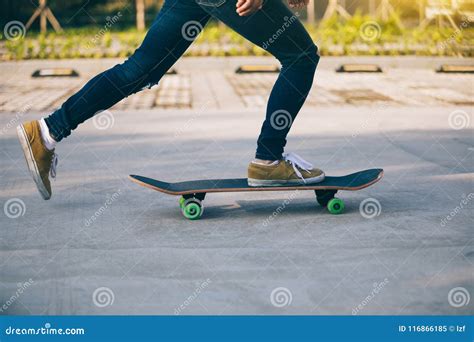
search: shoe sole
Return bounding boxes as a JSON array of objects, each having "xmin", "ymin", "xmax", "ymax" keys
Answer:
[
  {"xmin": 16, "ymin": 124, "xmax": 51, "ymax": 200},
  {"xmin": 248, "ymin": 173, "xmax": 325, "ymax": 187}
]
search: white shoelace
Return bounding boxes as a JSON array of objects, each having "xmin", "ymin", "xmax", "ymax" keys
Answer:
[
  {"xmin": 282, "ymin": 152, "xmax": 313, "ymax": 183},
  {"xmin": 50, "ymin": 153, "xmax": 58, "ymax": 179}
]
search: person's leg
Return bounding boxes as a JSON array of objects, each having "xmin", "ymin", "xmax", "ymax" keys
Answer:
[
  {"xmin": 196, "ymin": 0, "xmax": 323, "ymax": 186},
  {"xmin": 18, "ymin": 0, "xmax": 210, "ymax": 199},
  {"xmin": 46, "ymin": 0, "xmax": 210, "ymax": 141},
  {"xmin": 197, "ymin": 0, "xmax": 319, "ymax": 161}
]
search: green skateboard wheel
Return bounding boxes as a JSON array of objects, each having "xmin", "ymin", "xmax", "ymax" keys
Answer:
[
  {"xmin": 327, "ymin": 198, "xmax": 345, "ymax": 215},
  {"xmin": 182, "ymin": 201, "xmax": 203, "ymax": 220}
]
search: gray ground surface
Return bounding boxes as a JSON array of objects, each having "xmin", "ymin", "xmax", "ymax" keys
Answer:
[{"xmin": 0, "ymin": 57, "xmax": 473, "ymax": 315}]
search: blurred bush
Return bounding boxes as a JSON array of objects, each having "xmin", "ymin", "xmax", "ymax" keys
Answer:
[{"xmin": 1, "ymin": 13, "xmax": 473, "ymax": 60}]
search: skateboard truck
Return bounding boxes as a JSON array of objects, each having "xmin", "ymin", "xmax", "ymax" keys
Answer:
[
  {"xmin": 315, "ymin": 189, "xmax": 345, "ymax": 215},
  {"xmin": 178, "ymin": 190, "xmax": 346, "ymax": 220}
]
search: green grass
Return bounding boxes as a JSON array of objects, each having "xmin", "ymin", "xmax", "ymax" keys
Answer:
[{"xmin": 2, "ymin": 14, "xmax": 473, "ymax": 60}]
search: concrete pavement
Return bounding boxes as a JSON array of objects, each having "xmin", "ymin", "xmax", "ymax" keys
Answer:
[
  {"xmin": 0, "ymin": 57, "xmax": 473, "ymax": 315},
  {"xmin": 1, "ymin": 56, "xmax": 473, "ymax": 112}
]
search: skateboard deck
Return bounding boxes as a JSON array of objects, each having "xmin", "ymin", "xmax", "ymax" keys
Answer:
[{"xmin": 129, "ymin": 168, "xmax": 383, "ymax": 219}]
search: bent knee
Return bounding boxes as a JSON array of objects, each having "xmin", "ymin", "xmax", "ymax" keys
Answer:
[{"xmin": 281, "ymin": 43, "xmax": 320, "ymax": 73}]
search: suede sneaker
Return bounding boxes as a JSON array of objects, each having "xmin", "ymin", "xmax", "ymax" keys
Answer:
[
  {"xmin": 248, "ymin": 152, "xmax": 324, "ymax": 186},
  {"xmin": 17, "ymin": 120, "xmax": 58, "ymax": 200}
]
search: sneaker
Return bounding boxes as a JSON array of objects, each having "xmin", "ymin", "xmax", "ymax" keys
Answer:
[
  {"xmin": 248, "ymin": 152, "xmax": 324, "ymax": 186},
  {"xmin": 17, "ymin": 121, "xmax": 58, "ymax": 200}
]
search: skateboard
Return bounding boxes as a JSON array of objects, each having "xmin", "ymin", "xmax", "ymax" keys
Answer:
[{"xmin": 129, "ymin": 168, "xmax": 383, "ymax": 220}]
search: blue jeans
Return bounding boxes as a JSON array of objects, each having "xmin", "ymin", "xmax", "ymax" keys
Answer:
[{"xmin": 45, "ymin": 0, "xmax": 319, "ymax": 160}]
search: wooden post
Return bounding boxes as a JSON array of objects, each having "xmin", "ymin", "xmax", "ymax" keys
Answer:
[
  {"xmin": 419, "ymin": 0, "xmax": 424, "ymax": 25},
  {"xmin": 307, "ymin": 0, "xmax": 315, "ymax": 23},
  {"xmin": 136, "ymin": 0, "xmax": 146, "ymax": 31},
  {"xmin": 418, "ymin": 0, "xmax": 457, "ymax": 29},
  {"xmin": 25, "ymin": 0, "xmax": 62, "ymax": 33},
  {"xmin": 369, "ymin": 0, "xmax": 376, "ymax": 16},
  {"xmin": 376, "ymin": 0, "xmax": 404, "ymax": 28},
  {"xmin": 40, "ymin": 0, "xmax": 47, "ymax": 33},
  {"xmin": 322, "ymin": 0, "xmax": 351, "ymax": 21}
]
